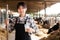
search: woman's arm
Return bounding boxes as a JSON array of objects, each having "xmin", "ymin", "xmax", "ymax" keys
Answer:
[
  {"xmin": 25, "ymin": 16, "xmax": 39, "ymax": 34},
  {"xmin": 8, "ymin": 18, "xmax": 16, "ymax": 33}
]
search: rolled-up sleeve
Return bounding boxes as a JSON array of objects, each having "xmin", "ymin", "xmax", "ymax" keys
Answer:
[
  {"xmin": 30, "ymin": 18, "xmax": 39, "ymax": 33},
  {"xmin": 25, "ymin": 16, "xmax": 39, "ymax": 33},
  {"xmin": 8, "ymin": 18, "xmax": 16, "ymax": 32}
]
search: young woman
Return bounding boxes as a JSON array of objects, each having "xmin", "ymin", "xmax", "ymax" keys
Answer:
[{"xmin": 9, "ymin": 2, "xmax": 38, "ymax": 40}]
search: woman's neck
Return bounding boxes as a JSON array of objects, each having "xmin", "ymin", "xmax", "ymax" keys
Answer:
[{"xmin": 19, "ymin": 14, "xmax": 26, "ymax": 17}]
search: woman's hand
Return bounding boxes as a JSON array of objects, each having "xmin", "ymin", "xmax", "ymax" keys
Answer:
[
  {"xmin": 4, "ymin": 19, "xmax": 9, "ymax": 26},
  {"xmin": 25, "ymin": 27, "xmax": 35, "ymax": 33}
]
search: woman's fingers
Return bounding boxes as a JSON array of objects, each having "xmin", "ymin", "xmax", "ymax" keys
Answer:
[{"xmin": 25, "ymin": 28, "xmax": 35, "ymax": 33}]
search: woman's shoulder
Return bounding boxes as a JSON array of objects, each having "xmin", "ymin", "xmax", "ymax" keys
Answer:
[
  {"xmin": 9, "ymin": 17, "xmax": 18, "ymax": 22},
  {"xmin": 26, "ymin": 14, "xmax": 32, "ymax": 19}
]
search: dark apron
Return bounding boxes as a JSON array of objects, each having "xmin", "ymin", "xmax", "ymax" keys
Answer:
[{"xmin": 14, "ymin": 18, "xmax": 31, "ymax": 40}]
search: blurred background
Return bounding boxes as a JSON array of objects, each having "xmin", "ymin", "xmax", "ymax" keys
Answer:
[{"xmin": 0, "ymin": 0, "xmax": 60, "ymax": 40}]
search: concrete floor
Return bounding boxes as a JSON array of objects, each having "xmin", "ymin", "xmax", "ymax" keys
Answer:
[{"xmin": 8, "ymin": 31, "xmax": 15, "ymax": 40}]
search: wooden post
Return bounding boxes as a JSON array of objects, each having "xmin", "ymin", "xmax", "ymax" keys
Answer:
[
  {"xmin": 6, "ymin": 4, "xmax": 9, "ymax": 40},
  {"xmin": 44, "ymin": 1, "xmax": 46, "ymax": 18}
]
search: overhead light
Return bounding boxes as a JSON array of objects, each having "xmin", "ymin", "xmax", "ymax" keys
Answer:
[{"xmin": 1, "ymin": 9, "xmax": 6, "ymax": 12}]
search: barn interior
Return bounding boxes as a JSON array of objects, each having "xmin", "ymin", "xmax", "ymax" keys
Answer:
[{"xmin": 0, "ymin": 0, "xmax": 60, "ymax": 40}]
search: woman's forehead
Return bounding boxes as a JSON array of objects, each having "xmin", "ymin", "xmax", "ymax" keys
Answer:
[{"xmin": 18, "ymin": 6, "xmax": 27, "ymax": 9}]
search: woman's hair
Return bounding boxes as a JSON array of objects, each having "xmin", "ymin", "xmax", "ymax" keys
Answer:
[{"xmin": 17, "ymin": 2, "xmax": 27, "ymax": 9}]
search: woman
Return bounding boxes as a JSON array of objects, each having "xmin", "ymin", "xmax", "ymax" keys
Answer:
[{"xmin": 9, "ymin": 2, "xmax": 38, "ymax": 40}]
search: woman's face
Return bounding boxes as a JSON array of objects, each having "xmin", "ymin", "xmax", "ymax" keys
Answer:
[{"xmin": 18, "ymin": 6, "xmax": 27, "ymax": 15}]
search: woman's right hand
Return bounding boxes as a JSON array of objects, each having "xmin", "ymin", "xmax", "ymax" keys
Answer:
[{"xmin": 4, "ymin": 19, "xmax": 9, "ymax": 26}]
